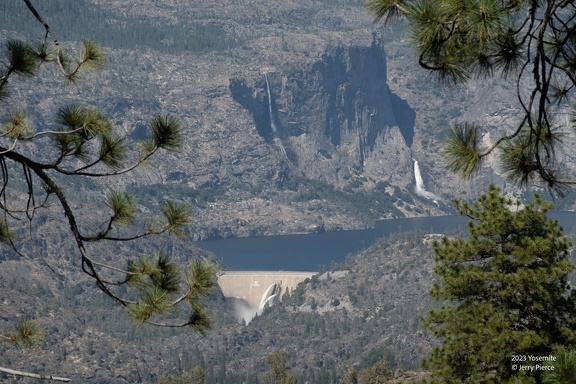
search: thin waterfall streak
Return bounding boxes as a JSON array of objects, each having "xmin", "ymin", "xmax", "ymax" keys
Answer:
[
  {"xmin": 264, "ymin": 73, "xmax": 277, "ymax": 136},
  {"xmin": 264, "ymin": 73, "xmax": 288, "ymax": 160}
]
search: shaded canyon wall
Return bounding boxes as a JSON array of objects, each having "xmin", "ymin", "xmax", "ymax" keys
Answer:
[{"xmin": 230, "ymin": 40, "xmax": 416, "ymax": 189}]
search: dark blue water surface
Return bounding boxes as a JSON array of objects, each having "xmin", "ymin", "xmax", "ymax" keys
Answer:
[{"xmin": 198, "ymin": 212, "xmax": 576, "ymax": 272}]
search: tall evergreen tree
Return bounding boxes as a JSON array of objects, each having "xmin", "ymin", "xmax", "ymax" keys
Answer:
[
  {"xmin": 266, "ymin": 350, "xmax": 298, "ymax": 384},
  {"xmin": 157, "ymin": 366, "xmax": 206, "ymax": 384},
  {"xmin": 367, "ymin": 0, "xmax": 576, "ymax": 194},
  {"xmin": 357, "ymin": 360, "xmax": 393, "ymax": 384},
  {"xmin": 423, "ymin": 185, "xmax": 576, "ymax": 383},
  {"xmin": 340, "ymin": 367, "xmax": 359, "ymax": 384},
  {"xmin": 1, "ymin": 0, "xmax": 216, "ymax": 380}
]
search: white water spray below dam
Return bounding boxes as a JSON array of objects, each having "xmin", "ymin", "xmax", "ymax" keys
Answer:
[
  {"xmin": 413, "ymin": 159, "xmax": 441, "ymax": 203},
  {"xmin": 264, "ymin": 73, "xmax": 288, "ymax": 160}
]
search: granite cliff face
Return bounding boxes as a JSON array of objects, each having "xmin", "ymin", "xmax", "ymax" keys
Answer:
[
  {"xmin": 5, "ymin": 0, "xmax": 573, "ymax": 243},
  {"xmin": 230, "ymin": 40, "xmax": 415, "ymax": 189},
  {"xmin": 5, "ymin": 0, "xmax": 546, "ymax": 244}
]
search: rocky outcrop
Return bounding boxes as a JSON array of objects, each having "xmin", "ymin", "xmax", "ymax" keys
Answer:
[{"xmin": 230, "ymin": 39, "xmax": 415, "ymax": 188}]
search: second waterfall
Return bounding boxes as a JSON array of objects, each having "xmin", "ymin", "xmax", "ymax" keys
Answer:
[
  {"xmin": 264, "ymin": 73, "xmax": 288, "ymax": 160},
  {"xmin": 413, "ymin": 159, "xmax": 441, "ymax": 203}
]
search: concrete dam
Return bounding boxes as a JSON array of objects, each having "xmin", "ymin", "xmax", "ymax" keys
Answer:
[{"xmin": 217, "ymin": 271, "xmax": 316, "ymax": 322}]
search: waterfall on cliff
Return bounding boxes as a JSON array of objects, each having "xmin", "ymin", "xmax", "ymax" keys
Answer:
[
  {"xmin": 413, "ymin": 159, "xmax": 441, "ymax": 203},
  {"xmin": 264, "ymin": 73, "xmax": 288, "ymax": 159}
]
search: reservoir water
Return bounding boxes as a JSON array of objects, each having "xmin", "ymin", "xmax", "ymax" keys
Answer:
[{"xmin": 199, "ymin": 212, "xmax": 576, "ymax": 272}]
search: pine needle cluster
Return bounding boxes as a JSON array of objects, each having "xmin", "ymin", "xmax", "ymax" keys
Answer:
[
  {"xmin": 126, "ymin": 255, "xmax": 216, "ymax": 333},
  {"xmin": 1, "ymin": 318, "xmax": 44, "ymax": 349}
]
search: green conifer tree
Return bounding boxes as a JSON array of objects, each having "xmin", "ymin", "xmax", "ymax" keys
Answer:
[
  {"xmin": 157, "ymin": 365, "xmax": 206, "ymax": 384},
  {"xmin": 266, "ymin": 350, "xmax": 298, "ymax": 384},
  {"xmin": 340, "ymin": 367, "xmax": 359, "ymax": 384},
  {"xmin": 357, "ymin": 360, "xmax": 393, "ymax": 384},
  {"xmin": 423, "ymin": 185, "xmax": 576, "ymax": 383}
]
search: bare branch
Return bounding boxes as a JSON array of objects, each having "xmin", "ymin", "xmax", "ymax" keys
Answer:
[
  {"xmin": 0, "ymin": 366, "xmax": 70, "ymax": 382},
  {"xmin": 20, "ymin": 0, "xmax": 68, "ymax": 77}
]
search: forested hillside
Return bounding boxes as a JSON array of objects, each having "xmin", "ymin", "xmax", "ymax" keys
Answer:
[
  {"xmin": 4, "ymin": 223, "xmax": 573, "ymax": 382},
  {"xmin": 0, "ymin": 229, "xmax": 444, "ymax": 383}
]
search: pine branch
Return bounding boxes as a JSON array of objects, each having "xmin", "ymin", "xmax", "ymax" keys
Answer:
[
  {"xmin": 161, "ymin": 201, "xmax": 192, "ymax": 239},
  {"xmin": 21, "ymin": 0, "xmax": 106, "ymax": 81},
  {"xmin": 6, "ymin": 40, "xmax": 36, "ymax": 76},
  {"xmin": 185, "ymin": 259, "xmax": 217, "ymax": 302},
  {"xmin": 106, "ymin": 190, "xmax": 137, "ymax": 226},
  {"xmin": 20, "ymin": 0, "xmax": 68, "ymax": 77},
  {"xmin": 369, "ymin": 0, "xmax": 576, "ymax": 192},
  {"xmin": 366, "ymin": 0, "xmax": 409, "ymax": 24},
  {"xmin": 149, "ymin": 114, "xmax": 183, "ymax": 150},
  {"xmin": 0, "ymin": 0, "xmax": 223, "ymax": 342},
  {"xmin": 48, "ymin": 114, "xmax": 182, "ymax": 177},
  {"xmin": 0, "ymin": 145, "xmax": 130, "ymax": 307}
]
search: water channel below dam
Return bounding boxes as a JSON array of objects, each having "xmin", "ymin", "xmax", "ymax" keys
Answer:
[{"xmin": 198, "ymin": 212, "xmax": 576, "ymax": 272}]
